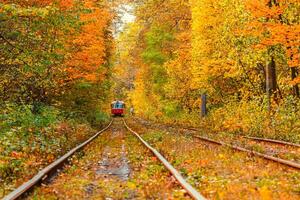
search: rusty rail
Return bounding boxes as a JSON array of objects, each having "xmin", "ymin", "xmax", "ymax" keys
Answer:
[
  {"xmin": 243, "ymin": 136, "xmax": 300, "ymax": 148},
  {"xmin": 193, "ymin": 135, "xmax": 300, "ymax": 170},
  {"xmin": 136, "ymin": 117, "xmax": 300, "ymax": 149},
  {"xmin": 3, "ymin": 120, "xmax": 113, "ymax": 200},
  {"xmin": 136, "ymin": 117, "xmax": 300, "ymax": 169},
  {"xmin": 123, "ymin": 119, "xmax": 206, "ymax": 200},
  {"xmin": 175, "ymin": 124, "xmax": 300, "ymax": 149},
  {"xmin": 133, "ymin": 117, "xmax": 300, "ymax": 172}
]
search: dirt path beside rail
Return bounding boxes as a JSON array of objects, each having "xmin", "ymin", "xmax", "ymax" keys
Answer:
[{"xmin": 29, "ymin": 118, "xmax": 190, "ymax": 199}]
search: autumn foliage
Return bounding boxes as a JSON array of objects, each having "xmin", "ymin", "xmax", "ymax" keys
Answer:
[
  {"xmin": 1, "ymin": 0, "xmax": 300, "ymax": 197},
  {"xmin": 0, "ymin": 0, "xmax": 114, "ymax": 195},
  {"xmin": 117, "ymin": 0, "xmax": 300, "ymax": 140},
  {"xmin": 66, "ymin": 1, "xmax": 112, "ymax": 82}
]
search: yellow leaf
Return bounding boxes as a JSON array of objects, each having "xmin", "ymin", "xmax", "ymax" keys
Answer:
[
  {"xmin": 259, "ymin": 186, "xmax": 272, "ymax": 200},
  {"xmin": 127, "ymin": 181, "xmax": 136, "ymax": 189}
]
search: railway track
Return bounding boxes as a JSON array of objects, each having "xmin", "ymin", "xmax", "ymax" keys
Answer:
[
  {"xmin": 189, "ymin": 133, "xmax": 300, "ymax": 169},
  {"xmin": 128, "ymin": 118, "xmax": 300, "ymax": 199},
  {"xmin": 184, "ymin": 126, "xmax": 300, "ymax": 149},
  {"xmin": 187, "ymin": 134, "xmax": 300, "ymax": 170},
  {"xmin": 178, "ymin": 126, "xmax": 300, "ymax": 150},
  {"xmin": 4, "ymin": 119, "xmax": 205, "ymax": 200},
  {"xmin": 135, "ymin": 117, "xmax": 300, "ymax": 149},
  {"xmin": 137, "ymin": 118, "xmax": 300, "ymax": 148},
  {"xmin": 243, "ymin": 136, "xmax": 300, "ymax": 148},
  {"xmin": 3, "ymin": 120, "xmax": 113, "ymax": 200},
  {"xmin": 132, "ymin": 117, "xmax": 300, "ymax": 170},
  {"xmin": 192, "ymin": 135, "xmax": 300, "ymax": 169},
  {"xmin": 123, "ymin": 119, "xmax": 205, "ymax": 200}
]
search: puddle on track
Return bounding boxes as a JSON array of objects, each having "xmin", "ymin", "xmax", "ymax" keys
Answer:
[
  {"xmin": 96, "ymin": 144, "xmax": 131, "ymax": 181},
  {"xmin": 96, "ymin": 124, "xmax": 131, "ymax": 182}
]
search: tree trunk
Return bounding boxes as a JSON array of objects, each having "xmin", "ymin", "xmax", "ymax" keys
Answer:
[
  {"xmin": 291, "ymin": 67, "xmax": 299, "ymax": 97},
  {"xmin": 265, "ymin": 1, "xmax": 279, "ymax": 107},
  {"xmin": 266, "ymin": 56, "xmax": 277, "ymax": 95},
  {"xmin": 266, "ymin": 56, "xmax": 279, "ymax": 110}
]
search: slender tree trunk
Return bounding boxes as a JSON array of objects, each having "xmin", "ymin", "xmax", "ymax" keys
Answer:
[
  {"xmin": 266, "ymin": 55, "xmax": 279, "ymax": 111},
  {"xmin": 266, "ymin": 56, "xmax": 277, "ymax": 94},
  {"xmin": 266, "ymin": 56, "xmax": 278, "ymax": 91},
  {"xmin": 265, "ymin": 1, "xmax": 279, "ymax": 109},
  {"xmin": 291, "ymin": 67, "xmax": 300, "ymax": 97}
]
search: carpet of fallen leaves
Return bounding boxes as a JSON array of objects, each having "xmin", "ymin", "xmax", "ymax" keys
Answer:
[
  {"xmin": 28, "ymin": 119, "xmax": 190, "ymax": 199},
  {"xmin": 231, "ymin": 137, "xmax": 300, "ymax": 163},
  {"xmin": 181, "ymin": 124, "xmax": 300, "ymax": 164},
  {"xmin": 129, "ymin": 117, "xmax": 300, "ymax": 200},
  {"xmin": 0, "ymin": 122, "xmax": 95, "ymax": 198}
]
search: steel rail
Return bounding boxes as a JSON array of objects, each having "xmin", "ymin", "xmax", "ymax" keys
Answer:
[
  {"xmin": 133, "ymin": 118, "xmax": 300, "ymax": 169},
  {"xmin": 163, "ymin": 123, "xmax": 300, "ymax": 169},
  {"xmin": 123, "ymin": 119, "xmax": 206, "ymax": 200},
  {"xmin": 243, "ymin": 136, "xmax": 300, "ymax": 148},
  {"xmin": 193, "ymin": 135, "xmax": 300, "ymax": 170},
  {"xmin": 181, "ymin": 126, "xmax": 300, "ymax": 149},
  {"xmin": 136, "ymin": 117, "xmax": 300, "ymax": 149},
  {"xmin": 3, "ymin": 120, "xmax": 113, "ymax": 200}
]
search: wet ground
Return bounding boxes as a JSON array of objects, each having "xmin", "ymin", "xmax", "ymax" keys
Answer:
[
  {"xmin": 25, "ymin": 117, "xmax": 300, "ymax": 199},
  {"xmin": 29, "ymin": 118, "xmax": 190, "ymax": 199},
  {"xmin": 96, "ymin": 126, "xmax": 131, "ymax": 181},
  {"xmin": 96, "ymin": 144, "xmax": 130, "ymax": 181}
]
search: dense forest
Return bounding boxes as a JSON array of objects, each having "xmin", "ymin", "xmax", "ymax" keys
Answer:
[
  {"xmin": 0, "ymin": 0, "xmax": 114, "ymax": 193},
  {"xmin": 118, "ymin": 0, "xmax": 300, "ymax": 141},
  {"xmin": 0, "ymin": 0, "xmax": 299, "ymax": 198}
]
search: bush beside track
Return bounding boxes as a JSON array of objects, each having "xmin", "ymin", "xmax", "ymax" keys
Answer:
[
  {"xmin": 0, "ymin": 103, "xmax": 110, "ymax": 197},
  {"xmin": 133, "ymin": 96, "xmax": 300, "ymax": 144}
]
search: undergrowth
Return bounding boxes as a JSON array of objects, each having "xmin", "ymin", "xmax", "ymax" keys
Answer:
[
  {"xmin": 0, "ymin": 103, "xmax": 110, "ymax": 197},
  {"xmin": 137, "ymin": 95, "xmax": 300, "ymax": 143}
]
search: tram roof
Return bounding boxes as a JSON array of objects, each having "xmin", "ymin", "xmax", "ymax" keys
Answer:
[{"xmin": 111, "ymin": 100, "xmax": 125, "ymax": 104}]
